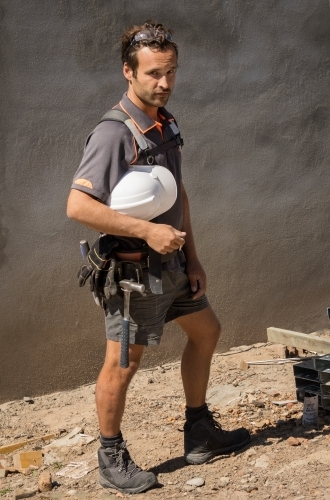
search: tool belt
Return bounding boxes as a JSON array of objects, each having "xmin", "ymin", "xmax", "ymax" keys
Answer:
[{"xmin": 77, "ymin": 234, "xmax": 176, "ymax": 308}]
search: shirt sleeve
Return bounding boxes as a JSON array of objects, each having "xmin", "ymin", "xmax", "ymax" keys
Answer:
[{"xmin": 71, "ymin": 121, "xmax": 135, "ymax": 202}]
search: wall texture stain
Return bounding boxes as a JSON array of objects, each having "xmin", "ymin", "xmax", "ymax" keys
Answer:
[{"xmin": 1, "ymin": 0, "xmax": 330, "ymax": 403}]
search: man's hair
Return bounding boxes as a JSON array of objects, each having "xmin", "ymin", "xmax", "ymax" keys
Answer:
[{"xmin": 122, "ymin": 20, "xmax": 178, "ymax": 77}]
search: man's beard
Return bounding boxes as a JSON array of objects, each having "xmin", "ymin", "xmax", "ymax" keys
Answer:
[{"xmin": 137, "ymin": 88, "xmax": 171, "ymax": 108}]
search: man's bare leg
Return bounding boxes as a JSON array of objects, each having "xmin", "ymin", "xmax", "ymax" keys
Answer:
[
  {"xmin": 176, "ymin": 306, "xmax": 250, "ymax": 464},
  {"xmin": 96, "ymin": 340, "xmax": 158, "ymax": 492},
  {"xmin": 95, "ymin": 340, "xmax": 144, "ymax": 436},
  {"xmin": 176, "ymin": 306, "xmax": 221, "ymax": 407}
]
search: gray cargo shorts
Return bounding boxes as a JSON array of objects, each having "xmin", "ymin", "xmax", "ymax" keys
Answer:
[{"xmin": 104, "ymin": 264, "xmax": 209, "ymax": 346}]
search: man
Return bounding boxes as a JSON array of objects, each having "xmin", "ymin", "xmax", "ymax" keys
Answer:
[{"xmin": 67, "ymin": 21, "xmax": 250, "ymax": 495}]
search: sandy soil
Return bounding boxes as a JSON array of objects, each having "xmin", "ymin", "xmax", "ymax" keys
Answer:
[{"xmin": 1, "ymin": 342, "xmax": 330, "ymax": 499}]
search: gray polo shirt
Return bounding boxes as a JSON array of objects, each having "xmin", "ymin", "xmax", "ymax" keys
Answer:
[{"xmin": 72, "ymin": 94, "xmax": 183, "ymax": 261}]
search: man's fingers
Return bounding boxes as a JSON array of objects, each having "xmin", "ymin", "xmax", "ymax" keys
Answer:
[
  {"xmin": 192, "ymin": 290, "xmax": 204, "ymax": 300},
  {"xmin": 185, "ymin": 259, "xmax": 207, "ymax": 299},
  {"xmin": 190, "ymin": 276, "xmax": 206, "ymax": 300},
  {"xmin": 189, "ymin": 276, "xmax": 198, "ymax": 293},
  {"xmin": 174, "ymin": 231, "xmax": 186, "ymax": 244},
  {"xmin": 165, "ymin": 237, "xmax": 185, "ymax": 252},
  {"xmin": 175, "ymin": 230, "xmax": 186, "ymax": 238},
  {"xmin": 175, "ymin": 236, "xmax": 185, "ymax": 249},
  {"xmin": 147, "ymin": 226, "xmax": 186, "ymax": 254}
]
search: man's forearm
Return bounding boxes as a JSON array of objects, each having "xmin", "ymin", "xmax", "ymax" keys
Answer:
[
  {"xmin": 180, "ymin": 183, "xmax": 207, "ymax": 297},
  {"xmin": 181, "ymin": 183, "xmax": 198, "ymax": 262},
  {"xmin": 67, "ymin": 188, "xmax": 150, "ymax": 240},
  {"xmin": 67, "ymin": 188, "xmax": 186, "ymax": 254}
]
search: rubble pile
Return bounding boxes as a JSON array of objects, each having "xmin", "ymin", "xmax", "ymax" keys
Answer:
[{"xmin": 1, "ymin": 343, "xmax": 330, "ymax": 499}]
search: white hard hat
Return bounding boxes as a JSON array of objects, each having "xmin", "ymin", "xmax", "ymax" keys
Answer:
[{"xmin": 107, "ymin": 165, "xmax": 177, "ymax": 221}]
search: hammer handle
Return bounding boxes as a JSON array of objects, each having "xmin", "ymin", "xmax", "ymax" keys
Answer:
[
  {"xmin": 79, "ymin": 240, "xmax": 90, "ymax": 259},
  {"xmin": 120, "ymin": 319, "xmax": 130, "ymax": 368}
]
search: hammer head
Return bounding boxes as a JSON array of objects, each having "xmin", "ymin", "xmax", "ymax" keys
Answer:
[{"xmin": 119, "ymin": 279, "xmax": 145, "ymax": 295}]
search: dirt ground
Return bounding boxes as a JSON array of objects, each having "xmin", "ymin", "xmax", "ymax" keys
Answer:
[{"xmin": 1, "ymin": 342, "xmax": 330, "ymax": 500}]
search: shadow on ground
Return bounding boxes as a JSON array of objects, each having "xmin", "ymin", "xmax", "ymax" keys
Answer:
[{"xmin": 149, "ymin": 412, "xmax": 330, "ymax": 475}]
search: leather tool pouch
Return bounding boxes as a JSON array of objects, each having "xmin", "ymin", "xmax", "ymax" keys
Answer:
[
  {"xmin": 77, "ymin": 234, "xmax": 146, "ymax": 309},
  {"xmin": 116, "ymin": 261, "xmax": 144, "ymax": 283},
  {"xmin": 77, "ymin": 235, "xmax": 119, "ymax": 308}
]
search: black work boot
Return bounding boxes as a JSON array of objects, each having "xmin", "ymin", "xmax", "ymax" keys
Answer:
[
  {"xmin": 184, "ymin": 411, "xmax": 250, "ymax": 465},
  {"xmin": 98, "ymin": 441, "xmax": 158, "ymax": 494}
]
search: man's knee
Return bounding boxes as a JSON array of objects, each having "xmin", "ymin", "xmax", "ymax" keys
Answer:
[
  {"xmin": 177, "ymin": 306, "xmax": 221, "ymax": 346},
  {"xmin": 100, "ymin": 341, "xmax": 144, "ymax": 381},
  {"xmin": 119, "ymin": 353, "xmax": 141, "ymax": 382},
  {"xmin": 204, "ymin": 317, "xmax": 221, "ymax": 347},
  {"xmin": 212, "ymin": 319, "xmax": 221, "ymax": 342}
]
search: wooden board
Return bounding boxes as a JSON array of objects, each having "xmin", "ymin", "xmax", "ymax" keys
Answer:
[
  {"xmin": 267, "ymin": 327, "xmax": 330, "ymax": 354},
  {"xmin": 0, "ymin": 434, "xmax": 55, "ymax": 454},
  {"xmin": 13, "ymin": 451, "xmax": 42, "ymax": 469}
]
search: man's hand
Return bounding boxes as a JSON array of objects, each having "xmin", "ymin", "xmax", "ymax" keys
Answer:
[
  {"xmin": 185, "ymin": 258, "xmax": 207, "ymax": 300},
  {"xmin": 145, "ymin": 224, "xmax": 186, "ymax": 254}
]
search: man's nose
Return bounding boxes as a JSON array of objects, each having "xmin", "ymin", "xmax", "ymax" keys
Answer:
[{"xmin": 158, "ymin": 75, "xmax": 170, "ymax": 89}]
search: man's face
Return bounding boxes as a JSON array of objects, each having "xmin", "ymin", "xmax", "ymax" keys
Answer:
[{"xmin": 124, "ymin": 45, "xmax": 177, "ymax": 115}]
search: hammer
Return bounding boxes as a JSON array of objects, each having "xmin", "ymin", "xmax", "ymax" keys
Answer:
[{"xmin": 119, "ymin": 279, "xmax": 145, "ymax": 368}]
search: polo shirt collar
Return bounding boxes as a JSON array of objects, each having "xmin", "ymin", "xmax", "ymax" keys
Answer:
[{"xmin": 119, "ymin": 93, "xmax": 173, "ymax": 134}]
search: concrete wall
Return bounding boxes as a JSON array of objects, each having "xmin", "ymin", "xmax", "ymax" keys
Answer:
[{"xmin": 1, "ymin": 0, "xmax": 330, "ymax": 403}]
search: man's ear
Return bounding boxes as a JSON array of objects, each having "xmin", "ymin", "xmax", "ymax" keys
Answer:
[{"xmin": 123, "ymin": 62, "xmax": 133, "ymax": 81}]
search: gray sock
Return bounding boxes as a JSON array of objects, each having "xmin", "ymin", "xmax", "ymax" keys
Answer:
[{"xmin": 99, "ymin": 431, "xmax": 123, "ymax": 448}]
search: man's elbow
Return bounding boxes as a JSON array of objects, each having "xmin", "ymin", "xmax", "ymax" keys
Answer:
[
  {"xmin": 67, "ymin": 190, "xmax": 81, "ymax": 221},
  {"xmin": 66, "ymin": 202, "xmax": 76, "ymax": 220}
]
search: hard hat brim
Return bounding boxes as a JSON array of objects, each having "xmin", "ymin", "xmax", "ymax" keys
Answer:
[{"xmin": 107, "ymin": 165, "xmax": 177, "ymax": 221}]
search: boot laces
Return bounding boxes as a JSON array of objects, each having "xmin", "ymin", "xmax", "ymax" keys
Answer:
[
  {"xmin": 113, "ymin": 441, "xmax": 142, "ymax": 478},
  {"xmin": 207, "ymin": 411, "xmax": 224, "ymax": 431}
]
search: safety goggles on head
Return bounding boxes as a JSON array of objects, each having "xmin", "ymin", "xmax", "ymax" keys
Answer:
[{"xmin": 125, "ymin": 28, "xmax": 175, "ymax": 58}]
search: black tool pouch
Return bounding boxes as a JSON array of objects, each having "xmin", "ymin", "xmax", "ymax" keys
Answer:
[
  {"xmin": 103, "ymin": 258, "xmax": 118, "ymax": 300},
  {"xmin": 89, "ymin": 269, "xmax": 112, "ymax": 308},
  {"xmin": 116, "ymin": 261, "xmax": 144, "ymax": 283},
  {"xmin": 88, "ymin": 234, "xmax": 119, "ymax": 269},
  {"xmin": 77, "ymin": 235, "xmax": 119, "ymax": 308},
  {"xmin": 78, "ymin": 264, "xmax": 93, "ymax": 287}
]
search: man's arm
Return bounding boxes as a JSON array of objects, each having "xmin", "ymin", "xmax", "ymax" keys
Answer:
[
  {"xmin": 181, "ymin": 182, "xmax": 207, "ymax": 299},
  {"xmin": 67, "ymin": 188, "xmax": 185, "ymax": 255}
]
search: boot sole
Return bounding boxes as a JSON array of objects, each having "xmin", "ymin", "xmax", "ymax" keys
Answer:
[
  {"xmin": 99, "ymin": 472, "xmax": 158, "ymax": 494},
  {"xmin": 184, "ymin": 435, "xmax": 251, "ymax": 465}
]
